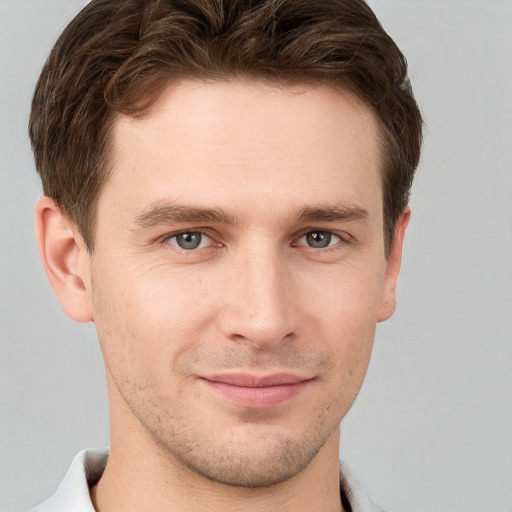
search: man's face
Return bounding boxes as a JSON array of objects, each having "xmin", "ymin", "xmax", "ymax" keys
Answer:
[{"xmin": 84, "ymin": 80, "xmax": 403, "ymax": 486}]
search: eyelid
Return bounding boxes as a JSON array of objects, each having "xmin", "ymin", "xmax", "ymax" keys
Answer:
[
  {"xmin": 158, "ymin": 227, "xmax": 351, "ymax": 251},
  {"xmin": 292, "ymin": 228, "xmax": 352, "ymax": 249},
  {"xmin": 161, "ymin": 228, "xmax": 221, "ymax": 250}
]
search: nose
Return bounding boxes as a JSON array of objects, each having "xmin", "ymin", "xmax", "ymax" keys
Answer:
[{"xmin": 217, "ymin": 244, "xmax": 298, "ymax": 349}]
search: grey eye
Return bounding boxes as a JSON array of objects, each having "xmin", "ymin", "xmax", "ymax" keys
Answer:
[
  {"xmin": 171, "ymin": 232, "xmax": 205, "ymax": 250},
  {"xmin": 302, "ymin": 231, "xmax": 339, "ymax": 249}
]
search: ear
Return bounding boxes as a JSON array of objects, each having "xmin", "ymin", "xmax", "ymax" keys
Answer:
[
  {"xmin": 35, "ymin": 196, "xmax": 93, "ymax": 323},
  {"xmin": 377, "ymin": 208, "xmax": 410, "ymax": 323}
]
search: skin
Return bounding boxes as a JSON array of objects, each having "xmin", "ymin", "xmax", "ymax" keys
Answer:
[{"xmin": 36, "ymin": 80, "xmax": 409, "ymax": 512}]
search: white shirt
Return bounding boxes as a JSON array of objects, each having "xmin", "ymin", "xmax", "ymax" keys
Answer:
[{"xmin": 28, "ymin": 448, "xmax": 386, "ymax": 512}]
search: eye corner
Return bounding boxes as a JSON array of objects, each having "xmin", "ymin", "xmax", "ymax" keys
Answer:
[
  {"xmin": 292, "ymin": 229, "xmax": 353, "ymax": 251},
  {"xmin": 162, "ymin": 229, "xmax": 221, "ymax": 252}
]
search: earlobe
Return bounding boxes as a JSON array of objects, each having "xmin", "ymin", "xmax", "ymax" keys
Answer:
[
  {"xmin": 35, "ymin": 196, "xmax": 93, "ymax": 323},
  {"xmin": 377, "ymin": 208, "xmax": 411, "ymax": 323}
]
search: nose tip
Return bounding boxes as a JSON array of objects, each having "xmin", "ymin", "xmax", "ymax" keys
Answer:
[
  {"xmin": 217, "ymin": 255, "xmax": 298, "ymax": 349},
  {"xmin": 222, "ymin": 309, "xmax": 295, "ymax": 349}
]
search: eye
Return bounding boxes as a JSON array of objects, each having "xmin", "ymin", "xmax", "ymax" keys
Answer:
[
  {"xmin": 297, "ymin": 230, "xmax": 341, "ymax": 249},
  {"xmin": 167, "ymin": 231, "xmax": 212, "ymax": 250}
]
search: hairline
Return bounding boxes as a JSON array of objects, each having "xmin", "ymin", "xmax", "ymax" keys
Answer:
[{"xmin": 80, "ymin": 76, "xmax": 398, "ymax": 257}]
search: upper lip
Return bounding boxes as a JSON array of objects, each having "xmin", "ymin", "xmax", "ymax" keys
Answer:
[{"xmin": 202, "ymin": 373, "xmax": 312, "ymax": 388}]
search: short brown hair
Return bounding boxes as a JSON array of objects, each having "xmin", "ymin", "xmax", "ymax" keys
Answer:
[{"xmin": 29, "ymin": 0, "xmax": 422, "ymax": 254}]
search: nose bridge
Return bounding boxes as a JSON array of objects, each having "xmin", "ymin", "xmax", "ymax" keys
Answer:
[{"xmin": 219, "ymin": 238, "xmax": 297, "ymax": 348}]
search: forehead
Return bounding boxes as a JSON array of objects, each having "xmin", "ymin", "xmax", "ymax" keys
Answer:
[{"xmin": 104, "ymin": 80, "xmax": 383, "ymax": 221}]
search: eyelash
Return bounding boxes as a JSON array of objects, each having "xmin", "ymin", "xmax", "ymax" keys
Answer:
[
  {"xmin": 161, "ymin": 228, "xmax": 351, "ymax": 253},
  {"xmin": 294, "ymin": 230, "xmax": 344, "ymax": 250},
  {"xmin": 163, "ymin": 230, "xmax": 218, "ymax": 251}
]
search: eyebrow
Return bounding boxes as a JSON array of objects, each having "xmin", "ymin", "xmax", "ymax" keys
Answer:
[
  {"xmin": 133, "ymin": 201, "xmax": 237, "ymax": 229},
  {"xmin": 296, "ymin": 205, "xmax": 369, "ymax": 224},
  {"xmin": 133, "ymin": 201, "xmax": 369, "ymax": 229}
]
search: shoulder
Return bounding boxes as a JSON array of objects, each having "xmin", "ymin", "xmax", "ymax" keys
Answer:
[
  {"xmin": 339, "ymin": 460, "xmax": 388, "ymax": 512},
  {"xmin": 26, "ymin": 448, "xmax": 108, "ymax": 512}
]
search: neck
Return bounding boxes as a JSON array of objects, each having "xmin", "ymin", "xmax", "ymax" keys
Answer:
[{"xmin": 91, "ymin": 425, "xmax": 344, "ymax": 512}]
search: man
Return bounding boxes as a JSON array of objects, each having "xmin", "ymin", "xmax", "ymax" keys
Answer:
[{"xmin": 28, "ymin": 0, "xmax": 422, "ymax": 510}]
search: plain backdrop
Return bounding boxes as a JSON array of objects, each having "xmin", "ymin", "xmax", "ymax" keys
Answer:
[{"xmin": 1, "ymin": 1, "xmax": 511, "ymax": 511}]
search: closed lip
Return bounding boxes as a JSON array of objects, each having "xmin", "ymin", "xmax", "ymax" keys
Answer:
[
  {"xmin": 201, "ymin": 373, "xmax": 312, "ymax": 387},
  {"xmin": 199, "ymin": 372, "xmax": 314, "ymax": 409}
]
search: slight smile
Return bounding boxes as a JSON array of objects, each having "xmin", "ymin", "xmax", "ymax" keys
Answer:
[{"xmin": 200, "ymin": 373, "xmax": 314, "ymax": 409}]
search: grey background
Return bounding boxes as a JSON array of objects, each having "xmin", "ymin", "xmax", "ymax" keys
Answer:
[{"xmin": 1, "ymin": 1, "xmax": 511, "ymax": 511}]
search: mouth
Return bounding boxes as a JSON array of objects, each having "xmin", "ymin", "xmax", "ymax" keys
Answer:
[{"xmin": 200, "ymin": 373, "xmax": 313, "ymax": 409}]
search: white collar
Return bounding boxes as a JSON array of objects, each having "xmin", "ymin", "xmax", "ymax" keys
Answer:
[
  {"xmin": 28, "ymin": 448, "xmax": 107, "ymax": 512},
  {"xmin": 28, "ymin": 448, "xmax": 384, "ymax": 512}
]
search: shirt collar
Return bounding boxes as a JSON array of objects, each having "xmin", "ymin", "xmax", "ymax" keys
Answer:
[
  {"xmin": 29, "ymin": 448, "xmax": 383, "ymax": 512},
  {"xmin": 28, "ymin": 448, "xmax": 107, "ymax": 512},
  {"xmin": 339, "ymin": 460, "xmax": 385, "ymax": 512}
]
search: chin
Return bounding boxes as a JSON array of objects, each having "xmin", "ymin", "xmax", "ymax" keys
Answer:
[{"xmin": 157, "ymin": 423, "xmax": 331, "ymax": 488}]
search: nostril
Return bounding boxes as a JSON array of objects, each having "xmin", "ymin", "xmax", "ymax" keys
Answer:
[{"xmin": 218, "ymin": 306, "xmax": 297, "ymax": 350}]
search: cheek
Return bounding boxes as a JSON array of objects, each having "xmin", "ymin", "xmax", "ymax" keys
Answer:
[
  {"xmin": 90, "ymin": 263, "xmax": 218, "ymax": 375},
  {"xmin": 298, "ymin": 264, "xmax": 383, "ymax": 380},
  {"xmin": 300, "ymin": 259, "xmax": 385, "ymax": 330}
]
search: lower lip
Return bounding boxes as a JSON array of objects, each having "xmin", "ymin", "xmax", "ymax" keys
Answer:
[{"xmin": 202, "ymin": 380, "xmax": 311, "ymax": 409}]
